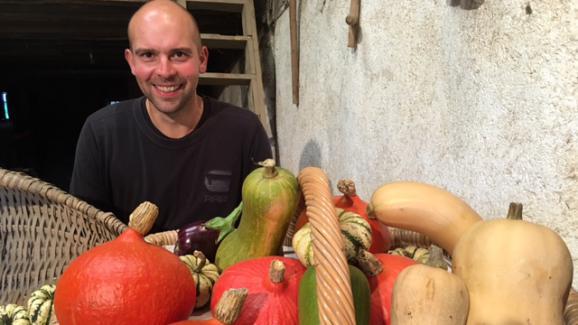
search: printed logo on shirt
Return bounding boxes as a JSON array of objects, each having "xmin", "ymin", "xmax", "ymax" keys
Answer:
[
  {"xmin": 204, "ymin": 170, "xmax": 231, "ymax": 193},
  {"xmin": 204, "ymin": 170, "xmax": 231, "ymax": 203}
]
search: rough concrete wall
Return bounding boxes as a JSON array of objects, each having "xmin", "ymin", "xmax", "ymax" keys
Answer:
[{"xmin": 272, "ymin": 0, "xmax": 578, "ymax": 287}]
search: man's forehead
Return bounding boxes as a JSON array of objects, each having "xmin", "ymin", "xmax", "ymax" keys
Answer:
[{"xmin": 127, "ymin": 2, "xmax": 201, "ymax": 49}]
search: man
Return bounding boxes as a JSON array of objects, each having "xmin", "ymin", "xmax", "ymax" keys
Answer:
[{"xmin": 70, "ymin": 0, "xmax": 272, "ymax": 233}]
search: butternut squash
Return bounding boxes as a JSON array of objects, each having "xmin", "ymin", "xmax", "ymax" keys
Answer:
[
  {"xmin": 367, "ymin": 181, "xmax": 482, "ymax": 254},
  {"xmin": 391, "ymin": 264, "xmax": 468, "ymax": 325},
  {"xmin": 207, "ymin": 159, "xmax": 300, "ymax": 270},
  {"xmin": 369, "ymin": 183, "xmax": 574, "ymax": 324},
  {"xmin": 452, "ymin": 204, "xmax": 573, "ymax": 324}
]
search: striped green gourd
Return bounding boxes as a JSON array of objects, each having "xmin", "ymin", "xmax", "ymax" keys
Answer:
[
  {"xmin": 0, "ymin": 304, "xmax": 31, "ymax": 325},
  {"xmin": 179, "ymin": 251, "xmax": 220, "ymax": 309},
  {"xmin": 27, "ymin": 284, "xmax": 55, "ymax": 325},
  {"xmin": 292, "ymin": 208, "xmax": 372, "ymax": 267}
]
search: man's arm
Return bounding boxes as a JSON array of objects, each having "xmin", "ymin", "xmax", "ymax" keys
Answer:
[{"xmin": 69, "ymin": 120, "xmax": 112, "ymax": 212}]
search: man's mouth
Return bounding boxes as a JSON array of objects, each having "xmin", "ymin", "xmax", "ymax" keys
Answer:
[{"xmin": 155, "ymin": 84, "xmax": 182, "ymax": 93}]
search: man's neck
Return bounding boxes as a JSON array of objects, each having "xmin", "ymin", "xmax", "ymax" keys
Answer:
[{"xmin": 146, "ymin": 96, "xmax": 204, "ymax": 139}]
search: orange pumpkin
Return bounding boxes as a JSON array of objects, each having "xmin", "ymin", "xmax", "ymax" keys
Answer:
[{"xmin": 54, "ymin": 202, "xmax": 196, "ymax": 325}]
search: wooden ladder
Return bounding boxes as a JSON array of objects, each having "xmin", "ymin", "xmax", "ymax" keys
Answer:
[{"xmin": 177, "ymin": 0, "xmax": 274, "ymax": 155}]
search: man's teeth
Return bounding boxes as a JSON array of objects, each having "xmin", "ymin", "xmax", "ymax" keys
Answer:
[{"xmin": 157, "ymin": 85, "xmax": 179, "ymax": 92}]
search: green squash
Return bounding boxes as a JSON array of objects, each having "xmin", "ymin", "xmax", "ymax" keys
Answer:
[
  {"xmin": 207, "ymin": 159, "xmax": 300, "ymax": 270},
  {"xmin": 299, "ymin": 265, "xmax": 370, "ymax": 325}
]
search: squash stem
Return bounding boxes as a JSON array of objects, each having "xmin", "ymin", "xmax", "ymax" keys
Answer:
[
  {"xmin": 355, "ymin": 249, "xmax": 383, "ymax": 276},
  {"xmin": 425, "ymin": 245, "xmax": 448, "ymax": 270},
  {"xmin": 128, "ymin": 201, "xmax": 159, "ymax": 236},
  {"xmin": 337, "ymin": 179, "xmax": 357, "ymax": 197},
  {"xmin": 204, "ymin": 202, "xmax": 244, "ymax": 243},
  {"xmin": 269, "ymin": 260, "xmax": 286, "ymax": 284},
  {"xmin": 506, "ymin": 202, "xmax": 523, "ymax": 220},
  {"xmin": 192, "ymin": 250, "xmax": 207, "ymax": 272},
  {"xmin": 259, "ymin": 159, "xmax": 278, "ymax": 178},
  {"xmin": 215, "ymin": 288, "xmax": 249, "ymax": 325}
]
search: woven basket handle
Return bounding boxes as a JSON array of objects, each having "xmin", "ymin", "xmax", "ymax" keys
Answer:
[
  {"xmin": 298, "ymin": 167, "xmax": 356, "ymax": 325},
  {"xmin": 144, "ymin": 230, "xmax": 178, "ymax": 247}
]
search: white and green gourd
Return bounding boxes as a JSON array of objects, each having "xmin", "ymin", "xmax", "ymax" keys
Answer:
[
  {"xmin": 292, "ymin": 208, "xmax": 373, "ymax": 267},
  {"xmin": 0, "ymin": 304, "xmax": 31, "ymax": 325},
  {"xmin": 179, "ymin": 250, "xmax": 220, "ymax": 309},
  {"xmin": 388, "ymin": 245, "xmax": 430, "ymax": 264},
  {"xmin": 27, "ymin": 284, "xmax": 56, "ymax": 325}
]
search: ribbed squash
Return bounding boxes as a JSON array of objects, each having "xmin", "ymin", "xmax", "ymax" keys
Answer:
[
  {"xmin": 180, "ymin": 251, "xmax": 220, "ymax": 309},
  {"xmin": 207, "ymin": 159, "xmax": 300, "ymax": 271},
  {"xmin": 388, "ymin": 245, "xmax": 430, "ymax": 264},
  {"xmin": 27, "ymin": 284, "xmax": 56, "ymax": 325},
  {"xmin": 0, "ymin": 304, "xmax": 31, "ymax": 325},
  {"xmin": 292, "ymin": 208, "xmax": 372, "ymax": 266}
]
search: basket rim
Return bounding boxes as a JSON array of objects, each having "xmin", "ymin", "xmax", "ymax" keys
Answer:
[{"xmin": 0, "ymin": 167, "xmax": 127, "ymax": 236}]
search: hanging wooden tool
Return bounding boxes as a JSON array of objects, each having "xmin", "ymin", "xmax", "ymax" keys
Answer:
[
  {"xmin": 346, "ymin": 0, "xmax": 360, "ymax": 48},
  {"xmin": 449, "ymin": 0, "xmax": 484, "ymax": 10},
  {"xmin": 289, "ymin": 0, "xmax": 299, "ymax": 105}
]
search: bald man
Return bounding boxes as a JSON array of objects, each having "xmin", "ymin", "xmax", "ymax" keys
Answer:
[{"xmin": 70, "ymin": 0, "xmax": 272, "ymax": 233}]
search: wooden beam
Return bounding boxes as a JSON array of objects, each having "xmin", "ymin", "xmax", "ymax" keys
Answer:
[
  {"xmin": 199, "ymin": 72, "xmax": 253, "ymax": 86},
  {"xmin": 201, "ymin": 33, "xmax": 248, "ymax": 49}
]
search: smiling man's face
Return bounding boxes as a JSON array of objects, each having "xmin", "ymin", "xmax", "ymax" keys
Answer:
[{"xmin": 124, "ymin": 1, "xmax": 208, "ymax": 116}]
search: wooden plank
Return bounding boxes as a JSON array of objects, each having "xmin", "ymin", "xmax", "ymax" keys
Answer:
[
  {"xmin": 199, "ymin": 72, "xmax": 253, "ymax": 86},
  {"xmin": 186, "ymin": 0, "xmax": 244, "ymax": 13},
  {"xmin": 241, "ymin": 0, "xmax": 273, "ymax": 141},
  {"xmin": 201, "ymin": 33, "xmax": 248, "ymax": 49}
]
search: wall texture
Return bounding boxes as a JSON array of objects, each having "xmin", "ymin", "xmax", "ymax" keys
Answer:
[{"xmin": 271, "ymin": 0, "xmax": 578, "ymax": 287}]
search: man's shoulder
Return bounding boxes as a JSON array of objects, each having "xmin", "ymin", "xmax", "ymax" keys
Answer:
[
  {"xmin": 86, "ymin": 97, "xmax": 142, "ymax": 125},
  {"xmin": 206, "ymin": 97, "xmax": 260, "ymax": 125}
]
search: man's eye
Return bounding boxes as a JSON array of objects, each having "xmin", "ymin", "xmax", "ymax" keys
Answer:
[
  {"xmin": 139, "ymin": 52, "xmax": 154, "ymax": 59},
  {"xmin": 172, "ymin": 51, "xmax": 189, "ymax": 59}
]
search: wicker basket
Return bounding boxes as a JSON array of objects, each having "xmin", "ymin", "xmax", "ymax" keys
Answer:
[{"xmin": 0, "ymin": 167, "xmax": 127, "ymax": 306}]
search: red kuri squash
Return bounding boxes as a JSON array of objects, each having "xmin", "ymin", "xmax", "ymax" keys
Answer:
[
  {"xmin": 54, "ymin": 202, "xmax": 196, "ymax": 325},
  {"xmin": 210, "ymin": 257, "xmax": 305, "ymax": 324}
]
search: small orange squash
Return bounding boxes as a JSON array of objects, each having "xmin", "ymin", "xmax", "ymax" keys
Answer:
[{"xmin": 54, "ymin": 202, "xmax": 196, "ymax": 325}]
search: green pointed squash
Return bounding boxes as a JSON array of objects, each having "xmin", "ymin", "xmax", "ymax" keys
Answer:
[
  {"xmin": 299, "ymin": 265, "xmax": 371, "ymax": 325},
  {"xmin": 207, "ymin": 159, "xmax": 300, "ymax": 271}
]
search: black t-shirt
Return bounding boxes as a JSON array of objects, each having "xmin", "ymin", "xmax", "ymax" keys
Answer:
[{"xmin": 70, "ymin": 96, "xmax": 272, "ymax": 233}]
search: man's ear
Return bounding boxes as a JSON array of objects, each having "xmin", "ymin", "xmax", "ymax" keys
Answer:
[
  {"xmin": 199, "ymin": 46, "xmax": 209, "ymax": 74},
  {"xmin": 124, "ymin": 48, "xmax": 136, "ymax": 75}
]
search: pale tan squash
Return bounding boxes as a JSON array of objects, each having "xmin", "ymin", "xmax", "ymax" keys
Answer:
[
  {"xmin": 452, "ymin": 204, "xmax": 573, "ymax": 325},
  {"xmin": 391, "ymin": 264, "xmax": 469, "ymax": 325},
  {"xmin": 367, "ymin": 181, "xmax": 482, "ymax": 254}
]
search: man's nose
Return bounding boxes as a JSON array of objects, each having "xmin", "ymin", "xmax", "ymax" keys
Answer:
[{"xmin": 156, "ymin": 57, "xmax": 176, "ymax": 77}]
